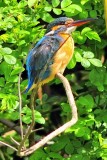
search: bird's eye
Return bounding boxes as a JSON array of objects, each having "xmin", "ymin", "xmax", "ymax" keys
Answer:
[{"xmin": 65, "ymin": 20, "xmax": 73, "ymax": 27}]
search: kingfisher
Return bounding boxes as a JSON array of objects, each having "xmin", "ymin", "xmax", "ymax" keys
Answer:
[{"xmin": 25, "ymin": 17, "xmax": 95, "ymax": 93}]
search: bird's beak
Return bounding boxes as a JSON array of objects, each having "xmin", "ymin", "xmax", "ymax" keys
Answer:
[
  {"xmin": 66, "ymin": 18, "xmax": 97, "ymax": 33},
  {"xmin": 71, "ymin": 18, "xmax": 97, "ymax": 27}
]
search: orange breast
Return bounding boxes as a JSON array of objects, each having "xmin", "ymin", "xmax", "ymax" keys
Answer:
[
  {"xmin": 52, "ymin": 33, "xmax": 74, "ymax": 75},
  {"xmin": 32, "ymin": 33, "xmax": 74, "ymax": 89},
  {"xmin": 40, "ymin": 33, "xmax": 74, "ymax": 85}
]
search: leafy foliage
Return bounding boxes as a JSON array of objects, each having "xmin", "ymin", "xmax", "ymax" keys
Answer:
[{"xmin": 0, "ymin": 0, "xmax": 107, "ymax": 159}]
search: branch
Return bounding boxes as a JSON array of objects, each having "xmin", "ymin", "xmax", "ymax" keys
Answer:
[
  {"xmin": 19, "ymin": 73, "xmax": 78, "ymax": 156},
  {"xmin": 0, "ymin": 141, "xmax": 17, "ymax": 151},
  {"xmin": 10, "ymin": 137, "xmax": 20, "ymax": 146},
  {"xmin": 0, "ymin": 119, "xmax": 25, "ymax": 135},
  {"xmin": 17, "ymin": 89, "xmax": 36, "ymax": 155},
  {"xmin": 18, "ymin": 72, "xmax": 24, "ymax": 140},
  {"xmin": 0, "ymin": 150, "xmax": 5, "ymax": 160}
]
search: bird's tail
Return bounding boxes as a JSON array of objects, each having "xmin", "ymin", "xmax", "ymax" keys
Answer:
[{"xmin": 24, "ymin": 78, "xmax": 34, "ymax": 93}]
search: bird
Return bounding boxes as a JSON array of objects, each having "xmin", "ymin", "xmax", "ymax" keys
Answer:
[{"xmin": 25, "ymin": 17, "xmax": 95, "ymax": 93}]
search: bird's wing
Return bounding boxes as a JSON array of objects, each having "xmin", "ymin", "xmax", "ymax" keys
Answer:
[{"xmin": 25, "ymin": 35, "xmax": 62, "ymax": 92}]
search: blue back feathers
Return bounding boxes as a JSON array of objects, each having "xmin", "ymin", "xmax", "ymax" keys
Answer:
[
  {"xmin": 25, "ymin": 17, "xmax": 69, "ymax": 92},
  {"xmin": 25, "ymin": 34, "xmax": 63, "ymax": 92},
  {"xmin": 46, "ymin": 17, "xmax": 69, "ymax": 33},
  {"xmin": 25, "ymin": 37, "xmax": 46, "ymax": 92}
]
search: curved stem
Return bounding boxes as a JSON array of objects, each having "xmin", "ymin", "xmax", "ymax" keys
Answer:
[
  {"xmin": 17, "ymin": 89, "xmax": 36, "ymax": 155},
  {"xmin": 18, "ymin": 73, "xmax": 23, "ymax": 140},
  {"xmin": 19, "ymin": 73, "xmax": 78, "ymax": 156},
  {"xmin": 0, "ymin": 141, "xmax": 17, "ymax": 151}
]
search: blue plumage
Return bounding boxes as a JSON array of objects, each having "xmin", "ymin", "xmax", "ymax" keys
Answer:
[
  {"xmin": 25, "ymin": 37, "xmax": 46, "ymax": 92},
  {"xmin": 25, "ymin": 17, "xmax": 94, "ymax": 92},
  {"xmin": 25, "ymin": 34, "xmax": 63, "ymax": 92}
]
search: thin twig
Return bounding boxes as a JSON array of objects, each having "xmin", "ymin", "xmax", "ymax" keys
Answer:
[
  {"xmin": 0, "ymin": 119, "xmax": 26, "ymax": 135},
  {"xmin": 18, "ymin": 72, "xmax": 24, "ymax": 140},
  {"xmin": 31, "ymin": 127, "xmax": 44, "ymax": 133},
  {"xmin": 0, "ymin": 141, "xmax": 17, "ymax": 151},
  {"xmin": 0, "ymin": 150, "xmax": 5, "ymax": 160},
  {"xmin": 10, "ymin": 137, "xmax": 20, "ymax": 146},
  {"xmin": 17, "ymin": 89, "xmax": 36, "ymax": 155},
  {"xmin": 19, "ymin": 73, "xmax": 78, "ymax": 156}
]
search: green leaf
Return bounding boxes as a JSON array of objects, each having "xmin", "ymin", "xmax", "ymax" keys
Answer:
[
  {"xmin": 83, "ymin": 51, "xmax": 94, "ymax": 59},
  {"xmin": 0, "ymin": 54, "xmax": 2, "ymax": 61},
  {"xmin": 22, "ymin": 115, "xmax": 31, "ymax": 124},
  {"xmin": 77, "ymin": 35, "xmax": 87, "ymax": 44},
  {"xmin": 18, "ymin": 1, "xmax": 28, "ymax": 8},
  {"xmin": 22, "ymin": 106, "xmax": 31, "ymax": 115},
  {"xmin": 90, "ymin": 10, "xmax": 97, "ymax": 18},
  {"xmin": 0, "ymin": 61, "xmax": 12, "ymax": 79},
  {"xmin": 89, "ymin": 58, "xmax": 102, "ymax": 67},
  {"xmin": 89, "ymin": 68, "xmax": 105, "ymax": 91},
  {"xmin": 71, "ymin": 154, "xmax": 83, "ymax": 160},
  {"xmin": 72, "ymin": 31, "xmax": 80, "ymax": 42},
  {"xmin": 52, "ymin": 0, "xmax": 60, "ymax": 7},
  {"xmin": 79, "ymin": 11, "xmax": 88, "ymax": 19},
  {"xmin": 75, "ymin": 127, "xmax": 86, "ymax": 137},
  {"xmin": 48, "ymin": 152, "xmax": 63, "ymax": 159},
  {"xmin": 61, "ymin": 0, "xmax": 72, "ymax": 8},
  {"xmin": 83, "ymin": 127, "xmax": 91, "ymax": 140},
  {"xmin": 96, "ymin": 39, "xmax": 107, "ymax": 49},
  {"xmin": 42, "ymin": 93, "xmax": 48, "ymax": 101},
  {"xmin": 65, "ymin": 143, "xmax": 74, "ymax": 154},
  {"xmin": 50, "ymin": 135, "xmax": 69, "ymax": 152},
  {"xmin": 8, "ymin": 75, "xmax": 19, "ymax": 83},
  {"xmin": 81, "ymin": 27, "xmax": 92, "ymax": 35},
  {"xmin": 40, "ymin": 12, "xmax": 54, "ymax": 22},
  {"xmin": 61, "ymin": 103, "xmax": 71, "ymax": 113},
  {"xmin": 29, "ymin": 149, "xmax": 47, "ymax": 160},
  {"xmin": 35, "ymin": 116, "xmax": 45, "ymax": 124},
  {"xmin": 85, "ymin": 31, "xmax": 101, "ymax": 42},
  {"xmin": 53, "ymin": 8, "xmax": 62, "ymax": 15},
  {"xmin": 104, "ymin": 72, "xmax": 107, "ymax": 85},
  {"xmin": 44, "ymin": 6, "xmax": 52, "ymax": 12},
  {"xmin": 77, "ymin": 94, "xmax": 94, "ymax": 111},
  {"xmin": 81, "ymin": 58, "xmax": 90, "ymax": 68},
  {"xmin": 11, "ymin": 67, "xmax": 24, "ymax": 75},
  {"xmin": 70, "ymin": 4, "xmax": 82, "ymax": 12},
  {"xmin": 4, "ymin": 55, "xmax": 16, "ymax": 64},
  {"xmin": 81, "ymin": 0, "xmax": 90, "ymax": 5},
  {"xmin": 28, "ymin": 0, "xmax": 37, "ymax": 7},
  {"xmin": 0, "ymin": 93, "xmax": 6, "ymax": 99},
  {"xmin": 35, "ymin": 111, "xmax": 45, "ymax": 124},
  {"xmin": 2, "ymin": 47, "xmax": 12, "ymax": 54},
  {"xmin": 67, "ymin": 55, "xmax": 76, "ymax": 69},
  {"xmin": 0, "ymin": 77, "xmax": 5, "ymax": 86},
  {"xmin": 62, "ymin": 4, "xmax": 82, "ymax": 13},
  {"xmin": 18, "ymin": 40, "xmax": 26, "ymax": 46},
  {"xmin": 75, "ymin": 52, "xmax": 82, "ymax": 62},
  {"xmin": 3, "ymin": 112, "xmax": 19, "ymax": 121}
]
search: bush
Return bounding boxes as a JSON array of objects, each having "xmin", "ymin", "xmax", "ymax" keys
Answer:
[{"xmin": 0, "ymin": 0, "xmax": 107, "ymax": 159}]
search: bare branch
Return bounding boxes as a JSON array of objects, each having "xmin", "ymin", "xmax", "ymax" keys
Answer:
[
  {"xmin": 0, "ymin": 141, "xmax": 17, "ymax": 151},
  {"xmin": 19, "ymin": 73, "xmax": 78, "ymax": 156},
  {"xmin": 0, "ymin": 119, "xmax": 25, "ymax": 135},
  {"xmin": 18, "ymin": 72, "xmax": 24, "ymax": 140},
  {"xmin": 10, "ymin": 137, "xmax": 20, "ymax": 146},
  {"xmin": 17, "ymin": 89, "xmax": 36, "ymax": 155},
  {"xmin": 57, "ymin": 73, "xmax": 78, "ymax": 119},
  {"xmin": 31, "ymin": 127, "xmax": 44, "ymax": 133},
  {"xmin": 0, "ymin": 150, "xmax": 5, "ymax": 160}
]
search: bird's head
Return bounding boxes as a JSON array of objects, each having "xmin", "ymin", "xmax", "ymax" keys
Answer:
[{"xmin": 46, "ymin": 17, "xmax": 96, "ymax": 35}]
